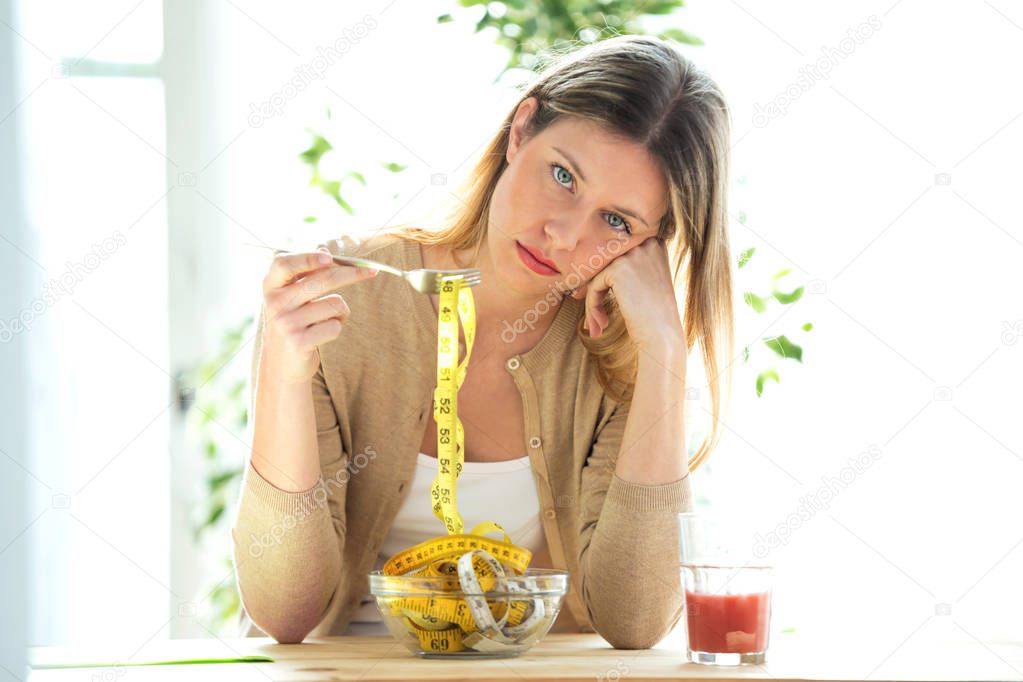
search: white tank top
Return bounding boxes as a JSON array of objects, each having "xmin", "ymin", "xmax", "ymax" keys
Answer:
[{"xmin": 349, "ymin": 452, "xmax": 545, "ymax": 625}]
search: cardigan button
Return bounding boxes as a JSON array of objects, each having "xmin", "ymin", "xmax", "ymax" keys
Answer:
[
  {"xmin": 528, "ymin": 436, "xmax": 542, "ymax": 449},
  {"xmin": 544, "ymin": 509, "xmax": 557, "ymax": 520},
  {"xmin": 506, "ymin": 357, "xmax": 520, "ymax": 371}
]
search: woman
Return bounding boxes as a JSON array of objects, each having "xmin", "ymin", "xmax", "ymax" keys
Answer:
[{"xmin": 231, "ymin": 34, "xmax": 734, "ymax": 649}]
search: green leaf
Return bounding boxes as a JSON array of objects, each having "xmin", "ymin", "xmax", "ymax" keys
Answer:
[
  {"xmin": 320, "ymin": 179, "xmax": 341, "ymax": 203},
  {"xmin": 205, "ymin": 441, "xmax": 217, "ymax": 460},
  {"xmin": 802, "ymin": 322, "xmax": 813, "ymax": 332},
  {"xmin": 743, "ymin": 292, "xmax": 768, "ymax": 313},
  {"xmin": 437, "ymin": 13, "xmax": 454, "ymax": 23},
  {"xmin": 344, "ymin": 171, "xmax": 367, "ymax": 186},
  {"xmin": 208, "ymin": 470, "xmax": 239, "ymax": 493},
  {"xmin": 773, "ymin": 286, "xmax": 804, "ymax": 304},
  {"xmin": 764, "ymin": 335, "xmax": 803, "ymax": 362},
  {"xmin": 737, "ymin": 247, "xmax": 755, "ymax": 268},
  {"xmin": 205, "ymin": 502, "xmax": 225, "ymax": 528},
  {"xmin": 303, "ymin": 216, "xmax": 317, "ymax": 223},
  {"xmin": 642, "ymin": 0, "xmax": 686, "ymax": 15},
  {"xmin": 198, "ymin": 363, "xmax": 217, "ymax": 384},
  {"xmin": 298, "ymin": 134, "xmax": 332, "ymax": 166},
  {"xmin": 381, "ymin": 161, "xmax": 407, "ymax": 173},
  {"xmin": 742, "ymin": 346, "xmax": 750, "ymax": 363},
  {"xmin": 771, "ymin": 267, "xmax": 792, "ymax": 281},
  {"xmin": 474, "ymin": 10, "xmax": 492, "ymax": 32},
  {"xmin": 756, "ymin": 369, "xmax": 780, "ymax": 397},
  {"xmin": 337, "ymin": 195, "xmax": 354, "ymax": 215},
  {"xmin": 659, "ymin": 27, "xmax": 704, "ymax": 46}
]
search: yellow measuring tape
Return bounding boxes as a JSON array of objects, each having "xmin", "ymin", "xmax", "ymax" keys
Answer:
[
  {"xmin": 430, "ymin": 275, "xmax": 475, "ymax": 534},
  {"xmin": 379, "ymin": 277, "xmax": 546, "ymax": 654}
]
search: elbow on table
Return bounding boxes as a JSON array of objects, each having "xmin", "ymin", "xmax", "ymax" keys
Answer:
[
  {"xmin": 265, "ymin": 622, "xmax": 313, "ymax": 645},
  {"xmin": 230, "ymin": 529, "xmax": 342, "ymax": 644},
  {"xmin": 585, "ymin": 586, "xmax": 683, "ymax": 650},
  {"xmin": 238, "ymin": 581, "xmax": 336, "ymax": 644},
  {"xmin": 246, "ymin": 604, "xmax": 321, "ymax": 644}
]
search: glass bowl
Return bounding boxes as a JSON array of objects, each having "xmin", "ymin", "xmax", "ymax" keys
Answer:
[{"xmin": 368, "ymin": 568, "xmax": 570, "ymax": 658}]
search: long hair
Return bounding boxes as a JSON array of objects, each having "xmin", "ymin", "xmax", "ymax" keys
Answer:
[{"xmin": 387, "ymin": 35, "xmax": 734, "ymax": 472}]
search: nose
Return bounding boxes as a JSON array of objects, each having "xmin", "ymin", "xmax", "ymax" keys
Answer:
[{"xmin": 543, "ymin": 214, "xmax": 588, "ymax": 253}]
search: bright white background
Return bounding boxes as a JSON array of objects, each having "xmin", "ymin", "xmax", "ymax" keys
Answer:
[{"xmin": 1, "ymin": 0, "xmax": 1020, "ymax": 677}]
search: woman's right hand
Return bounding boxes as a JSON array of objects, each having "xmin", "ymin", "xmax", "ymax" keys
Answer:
[{"xmin": 260, "ymin": 248, "xmax": 379, "ymax": 384}]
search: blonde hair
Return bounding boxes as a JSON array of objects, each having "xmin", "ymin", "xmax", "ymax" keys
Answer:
[{"xmin": 386, "ymin": 35, "xmax": 734, "ymax": 472}]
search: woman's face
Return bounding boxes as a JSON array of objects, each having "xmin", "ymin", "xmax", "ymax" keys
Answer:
[{"xmin": 487, "ymin": 97, "xmax": 669, "ymax": 299}]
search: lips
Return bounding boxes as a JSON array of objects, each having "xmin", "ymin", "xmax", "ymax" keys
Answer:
[{"xmin": 517, "ymin": 242, "xmax": 560, "ymax": 274}]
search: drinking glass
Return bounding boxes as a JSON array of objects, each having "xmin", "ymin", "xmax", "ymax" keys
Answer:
[{"xmin": 679, "ymin": 512, "xmax": 773, "ymax": 665}]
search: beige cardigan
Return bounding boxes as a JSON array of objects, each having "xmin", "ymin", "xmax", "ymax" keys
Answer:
[{"xmin": 230, "ymin": 232, "xmax": 693, "ymax": 649}]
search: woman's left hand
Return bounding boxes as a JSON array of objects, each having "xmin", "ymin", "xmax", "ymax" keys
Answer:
[{"xmin": 571, "ymin": 236, "xmax": 685, "ymax": 353}]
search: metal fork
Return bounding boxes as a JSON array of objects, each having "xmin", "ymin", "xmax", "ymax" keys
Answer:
[{"xmin": 256, "ymin": 244, "xmax": 482, "ymax": 294}]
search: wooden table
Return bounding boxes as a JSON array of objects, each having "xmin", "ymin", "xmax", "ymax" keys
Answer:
[{"xmin": 27, "ymin": 629, "xmax": 1023, "ymax": 681}]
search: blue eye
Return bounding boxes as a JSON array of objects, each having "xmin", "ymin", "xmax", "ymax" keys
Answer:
[
  {"xmin": 548, "ymin": 162, "xmax": 633, "ymax": 236},
  {"xmin": 606, "ymin": 214, "xmax": 627, "ymax": 230},
  {"xmin": 551, "ymin": 163, "xmax": 573, "ymax": 189}
]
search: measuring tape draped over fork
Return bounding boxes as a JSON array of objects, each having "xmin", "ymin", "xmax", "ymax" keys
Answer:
[{"xmin": 379, "ymin": 276, "xmax": 552, "ymax": 653}]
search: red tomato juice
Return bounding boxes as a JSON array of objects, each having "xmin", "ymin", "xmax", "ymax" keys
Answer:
[{"xmin": 685, "ymin": 590, "xmax": 771, "ymax": 653}]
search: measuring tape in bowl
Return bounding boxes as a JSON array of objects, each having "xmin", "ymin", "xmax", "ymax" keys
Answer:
[{"xmin": 378, "ymin": 277, "xmax": 552, "ymax": 653}]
